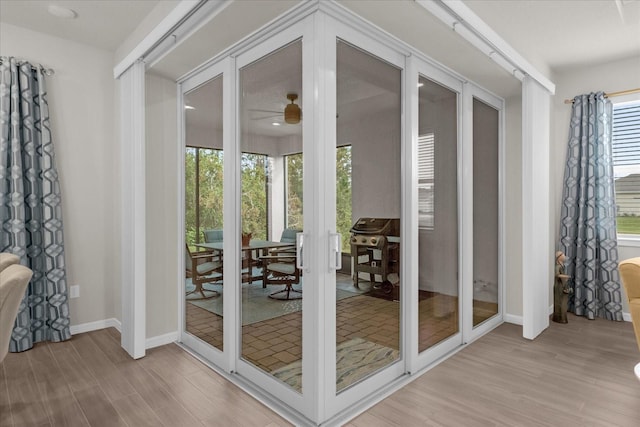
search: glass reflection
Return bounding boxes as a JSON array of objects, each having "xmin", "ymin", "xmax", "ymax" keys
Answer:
[
  {"xmin": 239, "ymin": 41, "xmax": 303, "ymax": 392},
  {"xmin": 417, "ymin": 76, "xmax": 459, "ymax": 352},
  {"xmin": 336, "ymin": 40, "xmax": 401, "ymax": 392},
  {"xmin": 473, "ymin": 98, "xmax": 499, "ymax": 326},
  {"xmin": 184, "ymin": 75, "xmax": 224, "ymax": 351}
]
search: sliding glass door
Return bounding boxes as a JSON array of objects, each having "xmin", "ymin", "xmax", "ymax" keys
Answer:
[
  {"xmin": 238, "ymin": 39, "xmax": 304, "ymax": 391},
  {"xmin": 181, "ymin": 61, "xmax": 229, "ymax": 365},
  {"xmin": 177, "ymin": 7, "xmax": 504, "ymax": 424}
]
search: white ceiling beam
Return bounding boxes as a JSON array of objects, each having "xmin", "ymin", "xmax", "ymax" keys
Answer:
[
  {"xmin": 416, "ymin": 0, "xmax": 555, "ymax": 94},
  {"xmin": 113, "ymin": 0, "xmax": 230, "ymax": 79}
]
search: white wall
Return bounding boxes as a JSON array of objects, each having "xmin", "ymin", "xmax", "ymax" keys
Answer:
[
  {"xmin": 504, "ymin": 94, "xmax": 523, "ymax": 317},
  {"xmin": 0, "ymin": 24, "xmax": 120, "ymax": 327},
  {"xmin": 551, "ymin": 56, "xmax": 640, "ymax": 313},
  {"xmin": 339, "ymin": 109, "xmax": 402, "ymax": 221},
  {"xmin": 145, "ymin": 73, "xmax": 179, "ymax": 339}
]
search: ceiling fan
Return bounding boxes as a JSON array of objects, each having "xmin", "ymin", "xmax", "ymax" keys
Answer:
[{"xmin": 248, "ymin": 93, "xmax": 301, "ymax": 124}]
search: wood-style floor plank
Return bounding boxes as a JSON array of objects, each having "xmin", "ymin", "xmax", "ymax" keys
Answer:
[
  {"xmin": 26, "ymin": 342, "xmax": 89, "ymax": 427},
  {"xmin": 1, "ymin": 314, "xmax": 638, "ymax": 427},
  {"xmin": 2, "ymin": 347, "xmax": 51, "ymax": 427},
  {"xmin": 69, "ymin": 333, "xmax": 137, "ymax": 402},
  {"xmin": 347, "ymin": 314, "xmax": 640, "ymax": 427},
  {"xmin": 118, "ymin": 357, "xmax": 203, "ymax": 427},
  {"xmin": 111, "ymin": 394, "xmax": 164, "ymax": 427},
  {"xmin": 73, "ymin": 386, "xmax": 127, "ymax": 427},
  {"xmin": 0, "ymin": 359, "xmax": 14, "ymax": 427}
]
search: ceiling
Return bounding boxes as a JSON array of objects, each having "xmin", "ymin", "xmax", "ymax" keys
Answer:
[
  {"xmin": 465, "ymin": 0, "xmax": 640, "ymax": 72},
  {"xmin": 2, "ymin": 1, "xmax": 637, "ymax": 77},
  {"xmin": 0, "ymin": 0, "xmax": 161, "ymax": 52},
  {"xmin": 2, "ymin": 0, "xmax": 638, "ymax": 137}
]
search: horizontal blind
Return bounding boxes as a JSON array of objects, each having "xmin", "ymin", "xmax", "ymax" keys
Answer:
[
  {"xmin": 418, "ymin": 133, "xmax": 434, "ymax": 228},
  {"xmin": 612, "ymin": 102, "xmax": 640, "ymax": 167},
  {"xmin": 612, "ymin": 101, "xmax": 640, "ymax": 234}
]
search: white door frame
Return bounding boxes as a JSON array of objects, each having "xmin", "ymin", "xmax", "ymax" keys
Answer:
[
  {"xmin": 407, "ymin": 56, "xmax": 466, "ymax": 373},
  {"xmin": 178, "ymin": 57, "xmax": 235, "ymax": 371},
  {"xmin": 231, "ymin": 15, "xmax": 315, "ymax": 420},
  {"xmin": 318, "ymin": 12, "xmax": 408, "ymax": 421},
  {"xmin": 462, "ymin": 84, "xmax": 506, "ymax": 344}
]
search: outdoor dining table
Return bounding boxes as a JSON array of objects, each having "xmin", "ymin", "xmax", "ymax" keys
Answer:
[{"xmin": 195, "ymin": 240, "xmax": 295, "ymax": 285}]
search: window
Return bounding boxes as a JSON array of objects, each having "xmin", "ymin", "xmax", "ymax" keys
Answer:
[
  {"xmin": 418, "ymin": 133, "xmax": 435, "ymax": 228},
  {"xmin": 185, "ymin": 147, "xmax": 270, "ymax": 245},
  {"xmin": 612, "ymin": 101, "xmax": 640, "ymax": 235},
  {"xmin": 185, "ymin": 147, "xmax": 224, "ymax": 247},
  {"xmin": 284, "ymin": 145, "xmax": 352, "ymax": 252},
  {"xmin": 336, "ymin": 145, "xmax": 352, "ymax": 253},
  {"xmin": 285, "ymin": 153, "xmax": 303, "ymax": 230},
  {"xmin": 241, "ymin": 152, "xmax": 270, "ymax": 240}
]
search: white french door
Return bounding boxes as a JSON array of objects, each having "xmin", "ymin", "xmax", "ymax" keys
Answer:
[
  {"xmin": 406, "ymin": 57, "xmax": 466, "ymax": 373},
  {"xmin": 318, "ymin": 15, "xmax": 407, "ymax": 420},
  {"xmin": 177, "ymin": 5, "xmax": 505, "ymax": 425}
]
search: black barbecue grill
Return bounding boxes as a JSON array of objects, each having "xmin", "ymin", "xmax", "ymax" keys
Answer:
[{"xmin": 350, "ymin": 218, "xmax": 400, "ymax": 295}]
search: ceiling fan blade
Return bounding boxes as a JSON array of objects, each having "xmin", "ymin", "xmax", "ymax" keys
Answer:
[
  {"xmin": 248, "ymin": 108, "xmax": 282, "ymax": 114},
  {"xmin": 251, "ymin": 113, "xmax": 282, "ymax": 120}
]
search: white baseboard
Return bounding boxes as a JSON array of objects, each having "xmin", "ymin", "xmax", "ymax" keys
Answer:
[
  {"xmin": 70, "ymin": 318, "xmax": 121, "ymax": 335},
  {"xmin": 70, "ymin": 318, "xmax": 177, "ymax": 350},
  {"xmin": 504, "ymin": 309, "xmax": 631, "ymax": 326},
  {"xmin": 146, "ymin": 331, "xmax": 178, "ymax": 349},
  {"xmin": 504, "ymin": 313, "xmax": 523, "ymax": 325}
]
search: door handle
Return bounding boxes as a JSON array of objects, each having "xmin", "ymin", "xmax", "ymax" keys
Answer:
[
  {"xmin": 329, "ymin": 233, "xmax": 342, "ymax": 270},
  {"xmin": 296, "ymin": 232, "xmax": 304, "ymax": 270}
]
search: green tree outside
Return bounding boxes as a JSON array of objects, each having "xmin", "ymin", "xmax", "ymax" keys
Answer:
[{"xmin": 186, "ymin": 146, "xmax": 352, "ymax": 251}]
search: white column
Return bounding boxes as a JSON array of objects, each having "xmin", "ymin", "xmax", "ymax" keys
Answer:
[
  {"xmin": 119, "ymin": 60, "xmax": 146, "ymax": 358},
  {"xmin": 522, "ymin": 76, "xmax": 552, "ymax": 340}
]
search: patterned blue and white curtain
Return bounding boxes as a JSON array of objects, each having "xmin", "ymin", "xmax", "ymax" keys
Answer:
[
  {"xmin": 0, "ymin": 56, "xmax": 71, "ymax": 351},
  {"xmin": 558, "ymin": 91, "xmax": 623, "ymax": 321}
]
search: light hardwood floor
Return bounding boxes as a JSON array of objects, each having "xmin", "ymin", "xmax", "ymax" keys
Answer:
[{"xmin": 1, "ymin": 314, "xmax": 639, "ymax": 426}]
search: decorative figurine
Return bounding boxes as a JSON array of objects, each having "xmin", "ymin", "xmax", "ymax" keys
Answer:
[{"xmin": 552, "ymin": 251, "xmax": 572, "ymax": 323}]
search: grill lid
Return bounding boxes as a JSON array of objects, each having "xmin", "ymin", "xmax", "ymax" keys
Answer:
[{"xmin": 350, "ymin": 218, "xmax": 399, "ymax": 236}]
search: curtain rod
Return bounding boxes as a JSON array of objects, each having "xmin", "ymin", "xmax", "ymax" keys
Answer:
[
  {"xmin": 564, "ymin": 88, "xmax": 640, "ymax": 104},
  {"xmin": 0, "ymin": 57, "xmax": 55, "ymax": 76}
]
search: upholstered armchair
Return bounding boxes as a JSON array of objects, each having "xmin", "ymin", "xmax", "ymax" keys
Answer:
[
  {"xmin": 1, "ymin": 263, "xmax": 33, "ymax": 363},
  {"xmin": 0, "ymin": 252, "xmax": 19, "ymax": 272},
  {"xmin": 619, "ymin": 257, "xmax": 640, "ymax": 380}
]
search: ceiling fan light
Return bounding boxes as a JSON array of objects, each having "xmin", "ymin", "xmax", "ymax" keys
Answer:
[{"xmin": 284, "ymin": 103, "xmax": 301, "ymax": 124}]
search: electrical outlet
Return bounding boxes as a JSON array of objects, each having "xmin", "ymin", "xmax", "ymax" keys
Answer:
[{"xmin": 70, "ymin": 285, "xmax": 80, "ymax": 299}]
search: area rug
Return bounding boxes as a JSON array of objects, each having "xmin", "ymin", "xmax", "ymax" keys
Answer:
[
  {"xmin": 271, "ymin": 337, "xmax": 399, "ymax": 392},
  {"xmin": 186, "ymin": 275, "xmax": 365, "ymax": 325}
]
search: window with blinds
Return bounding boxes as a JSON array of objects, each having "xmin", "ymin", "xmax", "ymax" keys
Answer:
[
  {"xmin": 418, "ymin": 133, "xmax": 434, "ymax": 228},
  {"xmin": 612, "ymin": 100, "xmax": 640, "ymax": 235}
]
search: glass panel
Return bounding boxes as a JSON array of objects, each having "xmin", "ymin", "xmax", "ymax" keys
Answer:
[
  {"xmin": 417, "ymin": 76, "xmax": 459, "ymax": 353},
  {"xmin": 239, "ymin": 41, "xmax": 303, "ymax": 392},
  {"xmin": 336, "ymin": 40, "xmax": 401, "ymax": 392},
  {"xmin": 473, "ymin": 98, "xmax": 499, "ymax": 326},
  {"xmin": 184, "ymin": 75, "xmax": 224, "ymax": 351}
]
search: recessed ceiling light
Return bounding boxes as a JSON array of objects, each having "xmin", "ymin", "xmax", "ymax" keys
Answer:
[
  {"xmin": 48, "ymin": 4, "xmax": 78, "ymax": 19},
  {"xmin": 417, "ymin": 82, "xmax": 424, "ymax": 87},
  {"xmin": 184, "ymin": 105, "xmax": 195, "ymax": 110},
  {"xmin": 272, "ymin": 122, "xmax": 281, "ymax": 126}
]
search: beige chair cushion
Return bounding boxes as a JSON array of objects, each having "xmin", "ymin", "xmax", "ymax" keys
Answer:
[
  {"xmin": 0, "ymin": 264, "xmax": 33, "ymax": 362},
  {"xmin": 0, "ymin": 253, "xmax": 19, "ymax": 272},
  {"xmin": 620, "ymin": 257, "xmax": 640, "ymax": 352}
]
